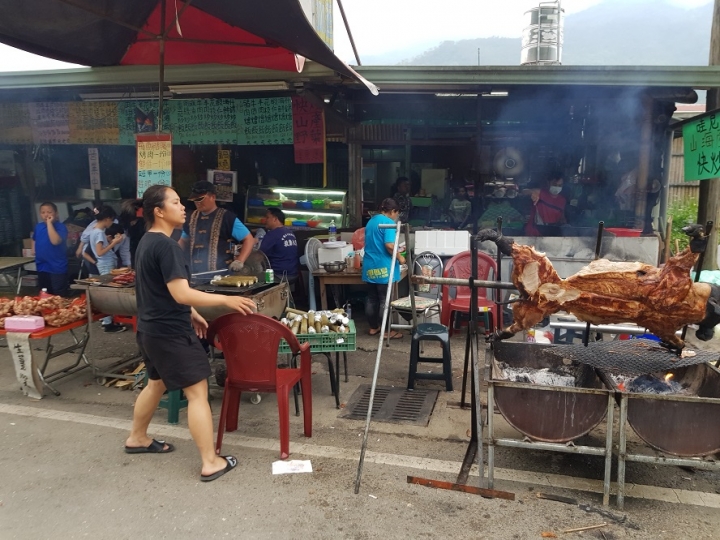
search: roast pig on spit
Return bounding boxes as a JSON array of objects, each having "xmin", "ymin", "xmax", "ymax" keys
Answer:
[{"xmin": 478, "ymin": 226, "xmax": 720, "ymax": 351}]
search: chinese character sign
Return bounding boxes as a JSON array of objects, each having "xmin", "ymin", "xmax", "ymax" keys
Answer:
[
  {"xmin": 29, "ymin": 102, "xmax": 70, "ymax": 144},
  {"xmin": 88, "ymin": 148, "xmax": 101, "ymax": 190},
  {"xmin": 68, "ymin": 102, "xmax": 120, "ymax": 145},
  {"xmin": 291, "ymin": 96, "xmax": 325, "ymax": 164},
  {"xmin": 218, "ymin": 149, "xmax": 231, "ymax": 171},
  {"xmin": 683, "ymin": 114, "xmax": 720, "ymax": 181},
  {"xmin": 136, "ymin": 134, "xmax": 172, "ymax": 198}
]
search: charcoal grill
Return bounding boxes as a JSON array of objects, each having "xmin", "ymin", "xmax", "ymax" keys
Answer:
[
  {"xmin": 486, "ymin": 340, "xmax": 615, "ymax": 506},
  {"xmin": 544, "ymin": 338, "xmax": 720, "ymax": 509}
]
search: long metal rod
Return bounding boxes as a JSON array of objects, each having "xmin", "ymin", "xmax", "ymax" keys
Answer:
[
  {"xmin": 411, "ymin": 276, "xmax": 516, "ymax": 290},
  {"xmin": 470, "ymin": 235, "xmax": 485, "ymax": 488},
  {"xmin": 583, "ymin": 221, "xmax": 604, "ymax": 347},
  {"xmin": 354, "ymin": 221, "xmax": 402, "ymax": 494},
  {"xmin": 682, "ymin": 220, "xmax": 714, "ymax": 340},
  {"xmin": 158, "ymin": 0, "xmax": 167, "ymax": 132},
  {"xmin": 336, "ymin": 0, "xmax": 362, "ymax": 65}
]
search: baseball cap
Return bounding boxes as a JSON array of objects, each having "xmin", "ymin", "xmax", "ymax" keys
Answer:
[{"xmin": 189, "ymin": 181, "xmax": 216, "ymax": 200}]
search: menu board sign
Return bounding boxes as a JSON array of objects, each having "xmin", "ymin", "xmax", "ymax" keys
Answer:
[
  {"xmin": 136, "ymin": 133, "xmax": 172, "ymax": 198},
  {"xmin": 291, "ymin": 96, "xmax": 325, "ymax": 164}
]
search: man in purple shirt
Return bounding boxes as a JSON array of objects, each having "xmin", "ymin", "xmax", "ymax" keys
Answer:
[{"xmin": 259, "ymin": 208, "xmax": 298, "ymax": 280}]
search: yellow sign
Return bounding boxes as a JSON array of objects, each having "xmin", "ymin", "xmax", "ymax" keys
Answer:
[{"xmin": 218, "ymin": 149, "xmax": 231, "ymax": 171}]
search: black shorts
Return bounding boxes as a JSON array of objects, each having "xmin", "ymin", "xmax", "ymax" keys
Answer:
[{"xmin": 137, "ymin": 332, "xmax": 211, "ymax": 391}]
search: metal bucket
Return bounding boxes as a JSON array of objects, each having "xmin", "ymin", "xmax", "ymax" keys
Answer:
[{"xmin": 490, "ymin": 341, "xmax": 612, "ymax": 443}]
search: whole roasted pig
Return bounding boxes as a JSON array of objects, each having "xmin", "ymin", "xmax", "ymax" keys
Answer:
[{"xmin": 479, "ymin": 227, "xmax": 720, "ymax": 350}]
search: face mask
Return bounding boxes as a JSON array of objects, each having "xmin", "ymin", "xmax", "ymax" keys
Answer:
[{"xmin": 549, "ymin": 186, "xmax": 562, "ymax": 195}]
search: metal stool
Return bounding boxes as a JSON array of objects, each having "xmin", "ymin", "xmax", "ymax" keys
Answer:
[{"xmin": 407, "ymin": 323, "xmax": 453, "ymax": 391}]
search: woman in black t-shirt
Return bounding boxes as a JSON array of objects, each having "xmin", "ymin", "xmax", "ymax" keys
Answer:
[{"xmin": 124, "ymin": 185, "xmax": 255, "ymax": 483}]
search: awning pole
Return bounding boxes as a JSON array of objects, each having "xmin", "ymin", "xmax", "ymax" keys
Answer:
[
  {"xmin": 157, "ymin": 0, "xmax": 167, "ymax": 132},
  {"xmin": 336, "ymin": 0, "xmax": 362, "ymax": 65}
]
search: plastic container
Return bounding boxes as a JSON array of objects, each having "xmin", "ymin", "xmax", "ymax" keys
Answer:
[
  {"xmin": 306, "ymin": 220, "xmax": 321, "ymax": 228},
  {"xmin": 292, "ymin": 220, "xmax": 308, "ymax": 227},
  {"xmin": 296, "ymin": 201, "xmax": 313, "ymax": 210},
  {"xmin": 5, "ymin": 315, "xmax": 45, "ymax": 332},
  {"xmin": 248, "ymin": 198, "xmax": 264, "ymax": 207},
  {"xmin": 278, "ymin": 320, "xmax": 357, "ymax": 353},
  {"xmin": 311, "ymin": 199, "xmax": 325, "ymax": 209},
  {"xmin": 281, "ymin": 200, "xmax": 297, "ymax": 208},
  {"xmin": 605, "ymin": 228, "xmax": 642, "ymax": 237},
  {"xmin": 263, "ymin": 200, "xmax": 281, "ymax": 207}
]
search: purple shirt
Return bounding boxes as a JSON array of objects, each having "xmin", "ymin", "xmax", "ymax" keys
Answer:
[{"xmin": 259, "ymin": 227, "xmax": 298, "ymax": 277}]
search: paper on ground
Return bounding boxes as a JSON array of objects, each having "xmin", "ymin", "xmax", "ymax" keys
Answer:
[{"xmin": 272, "ymin": 460, "xmax": 313, "ymax": 475}]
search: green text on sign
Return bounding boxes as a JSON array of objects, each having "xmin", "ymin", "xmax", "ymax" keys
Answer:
[{"xmin": 683, "ymin": 114, "xmax": 720, "ymax": 181}]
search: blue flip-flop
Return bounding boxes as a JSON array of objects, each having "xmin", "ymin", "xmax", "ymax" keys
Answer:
[
  {"xmin": 124, "ymin": 439, "xmax": 175, "ymax": 454},
  {"xmin": 201, "ymin": 456, "xmax": 238, "ymax": 482}
]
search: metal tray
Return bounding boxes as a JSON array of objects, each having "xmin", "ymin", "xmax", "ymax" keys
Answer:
[{"xmin": 194, "ymin": 280, "xmax": 275, "ymax": 295}]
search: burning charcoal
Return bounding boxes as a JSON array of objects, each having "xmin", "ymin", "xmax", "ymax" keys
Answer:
[{"xmin": 627, "ymin": 374, "xmax": 683, "ymax": 395}]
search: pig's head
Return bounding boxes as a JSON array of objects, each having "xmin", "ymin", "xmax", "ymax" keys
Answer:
[{"xmin": 696, "ymin": 284, "xmax": 720, "ymax": 341}]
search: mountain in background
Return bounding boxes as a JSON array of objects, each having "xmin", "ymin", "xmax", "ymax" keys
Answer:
[{"xmin": 396, "ymin": 1, "xmax": 712, "ymax": 66}]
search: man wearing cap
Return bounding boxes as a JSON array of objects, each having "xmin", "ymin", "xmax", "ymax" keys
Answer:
[{"xmin": 179, "ymin": 181, "xmax": 255, "ymax": 274}]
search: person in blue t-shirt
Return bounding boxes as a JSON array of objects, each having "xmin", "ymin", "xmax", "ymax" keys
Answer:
[
  {"xmin": 363, "ymin": 198, "xmax": 406, "ymax": 339},
  {"xmin": 259, "ymin": 208, "xmax": 298, "ymax": 280},
  {"xmin": 33, "ymin": 202, "xmax": 69, "ymax": 296}
]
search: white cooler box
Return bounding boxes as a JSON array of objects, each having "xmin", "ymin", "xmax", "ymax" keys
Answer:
[
  {"xmin": 318, "ymin": 244, "xmax": 353, "ymax": 264},
  {"xmin": 414, "ymin": 230, "xmax": 469, "ymax": 256}
]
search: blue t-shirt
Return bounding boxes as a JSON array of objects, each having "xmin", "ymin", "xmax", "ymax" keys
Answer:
[
  {"xmin": 362, "ymin": 214, "xmax": 400, "ymax": 284},
  {"xmin": 259, "ymin": 227, "xmax": 298, "ymax": 277},
  {"xmin": 89, "ymin": 227, "xmax": 116, "ymax": 268},
  {"xmin": 34, "ymin": 221, "xmax": 68, "ymax": 274}
]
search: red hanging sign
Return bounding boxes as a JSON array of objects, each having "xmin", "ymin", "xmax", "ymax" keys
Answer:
[{"xmin": 291, "ymin": 96, "xmax": 325, "ymax": 164}]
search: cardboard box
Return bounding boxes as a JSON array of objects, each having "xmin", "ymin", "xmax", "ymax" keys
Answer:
[
  {"xmin": 22, "ymin": 249, "xmax": 35, "ymax": 257},
  {"xmin": 23, "ymin": 238, "xmax": 33, "ymax": 249}
]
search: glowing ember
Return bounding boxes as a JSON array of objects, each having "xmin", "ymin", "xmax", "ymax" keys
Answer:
[{"xmin": 664, "ymin": 373, "xmax": 674, "ymax": 382}]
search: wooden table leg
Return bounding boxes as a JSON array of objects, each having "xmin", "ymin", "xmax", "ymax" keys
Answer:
[{"xmin": 319, "ymin": 277, "xmax": 328, "ymax": 310}]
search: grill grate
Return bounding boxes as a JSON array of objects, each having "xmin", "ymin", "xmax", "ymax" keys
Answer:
[
  {"xmin": 340, "ymin": 385, "xmax": 438, "ymax": 426},
  {"xmin": 542, "ymin": 338, "xmax": 720, "ymax": 375}
]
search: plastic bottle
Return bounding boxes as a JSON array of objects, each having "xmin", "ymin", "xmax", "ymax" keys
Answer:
[
  {"xmin": 344, "ymin": 301, "xmax": 352, "ymax": 320},
  {"xmin": 328, "ymin": 219, "xmax": 337, "ymax": 242},
  {"xmin": 40, "ymin": 288, "xmax": 51, "ymax": 299}
]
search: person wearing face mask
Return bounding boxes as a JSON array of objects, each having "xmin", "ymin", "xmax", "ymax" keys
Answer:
[{"xmin": 524, "ymin": 173, "xmax": 567, "ymax": 236}]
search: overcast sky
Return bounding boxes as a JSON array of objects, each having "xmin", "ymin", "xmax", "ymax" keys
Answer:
[{"xmin": 0, "ymin": 0, "xmax": 713, "ymax": 72}]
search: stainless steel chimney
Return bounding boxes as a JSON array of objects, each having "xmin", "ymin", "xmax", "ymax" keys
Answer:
[{"xmin": 521, "ymin": 1, "xmax": 564, "ymax": 65}]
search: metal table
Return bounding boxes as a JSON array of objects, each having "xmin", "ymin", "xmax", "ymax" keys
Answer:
[
  {"xmin": 0, "ymin": 257, "xmax": 35, "ymax": 294},
  {"xmin": 1, "ymin": 315, "xmax": 103, "ymax": 398}
]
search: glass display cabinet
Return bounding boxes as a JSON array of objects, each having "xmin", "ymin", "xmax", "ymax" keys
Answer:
[{"xmin": 245, "ymin": 186, "xmax": 347, "ymax": 229}]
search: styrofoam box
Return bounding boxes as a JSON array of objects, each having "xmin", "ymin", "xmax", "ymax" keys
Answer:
[
  {"xmin": 5, "ymin": 315, "xmax": 45, "ymax": 332},
  {"xmin": 414, "ymin": 230, "xmax": 470, "ymax": 256},
  {"xmin": 318, "ymin": 245, "xmax": 353, "ymax": 264}
]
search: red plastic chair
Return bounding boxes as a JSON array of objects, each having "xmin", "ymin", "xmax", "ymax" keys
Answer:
[
  {"xmin": 440, "ymin": 251, "xmax": 500, "ymax": 337},
  {"xmin": 207, "ymin": 313, "xmax": 312, "ymax": 459}
]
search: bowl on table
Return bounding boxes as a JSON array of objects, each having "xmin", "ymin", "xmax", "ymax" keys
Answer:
[{"xmin": 321, "ymin": 261, "xmax": 347, "ymax": 273}]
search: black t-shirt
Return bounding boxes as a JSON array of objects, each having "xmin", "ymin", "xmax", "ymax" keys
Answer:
[{"xmin": 135, "ymin": 232, "xmax": 192, "ymax": 336}]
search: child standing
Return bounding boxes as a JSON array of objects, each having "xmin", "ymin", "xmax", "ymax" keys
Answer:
[
  {"xmin": 33, "ymin": 202, "xmax": 69, "ymax": 297},
  {"xmin": 90, "ymin": 208, "xmax": 126, "ymax": 333}
]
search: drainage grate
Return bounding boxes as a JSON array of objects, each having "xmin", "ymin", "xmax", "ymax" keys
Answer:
[{"xmin": 340, "ymin": 385, "xmax": 438, "ymax": 426}]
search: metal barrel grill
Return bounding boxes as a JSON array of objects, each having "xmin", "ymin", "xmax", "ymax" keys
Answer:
[
  {"xmin": 486, "ymin": 340, "xmax": 615, "ymax": 506},
  {"xmin": 543, "ymin": 338, "xmax": 720, "ymax": 508},
  {"xmin": 79, "ymin": 280, "xmax": 289, "ymax": 321}
]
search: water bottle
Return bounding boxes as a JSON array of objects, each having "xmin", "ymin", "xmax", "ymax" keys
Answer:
[
  {"xmin": 344, "ymin": 301, "xmax": 352, "ymax": 320},
  {"xmin": 328, "ymin": 219, "xmax": 337, "ymax": 242}
]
